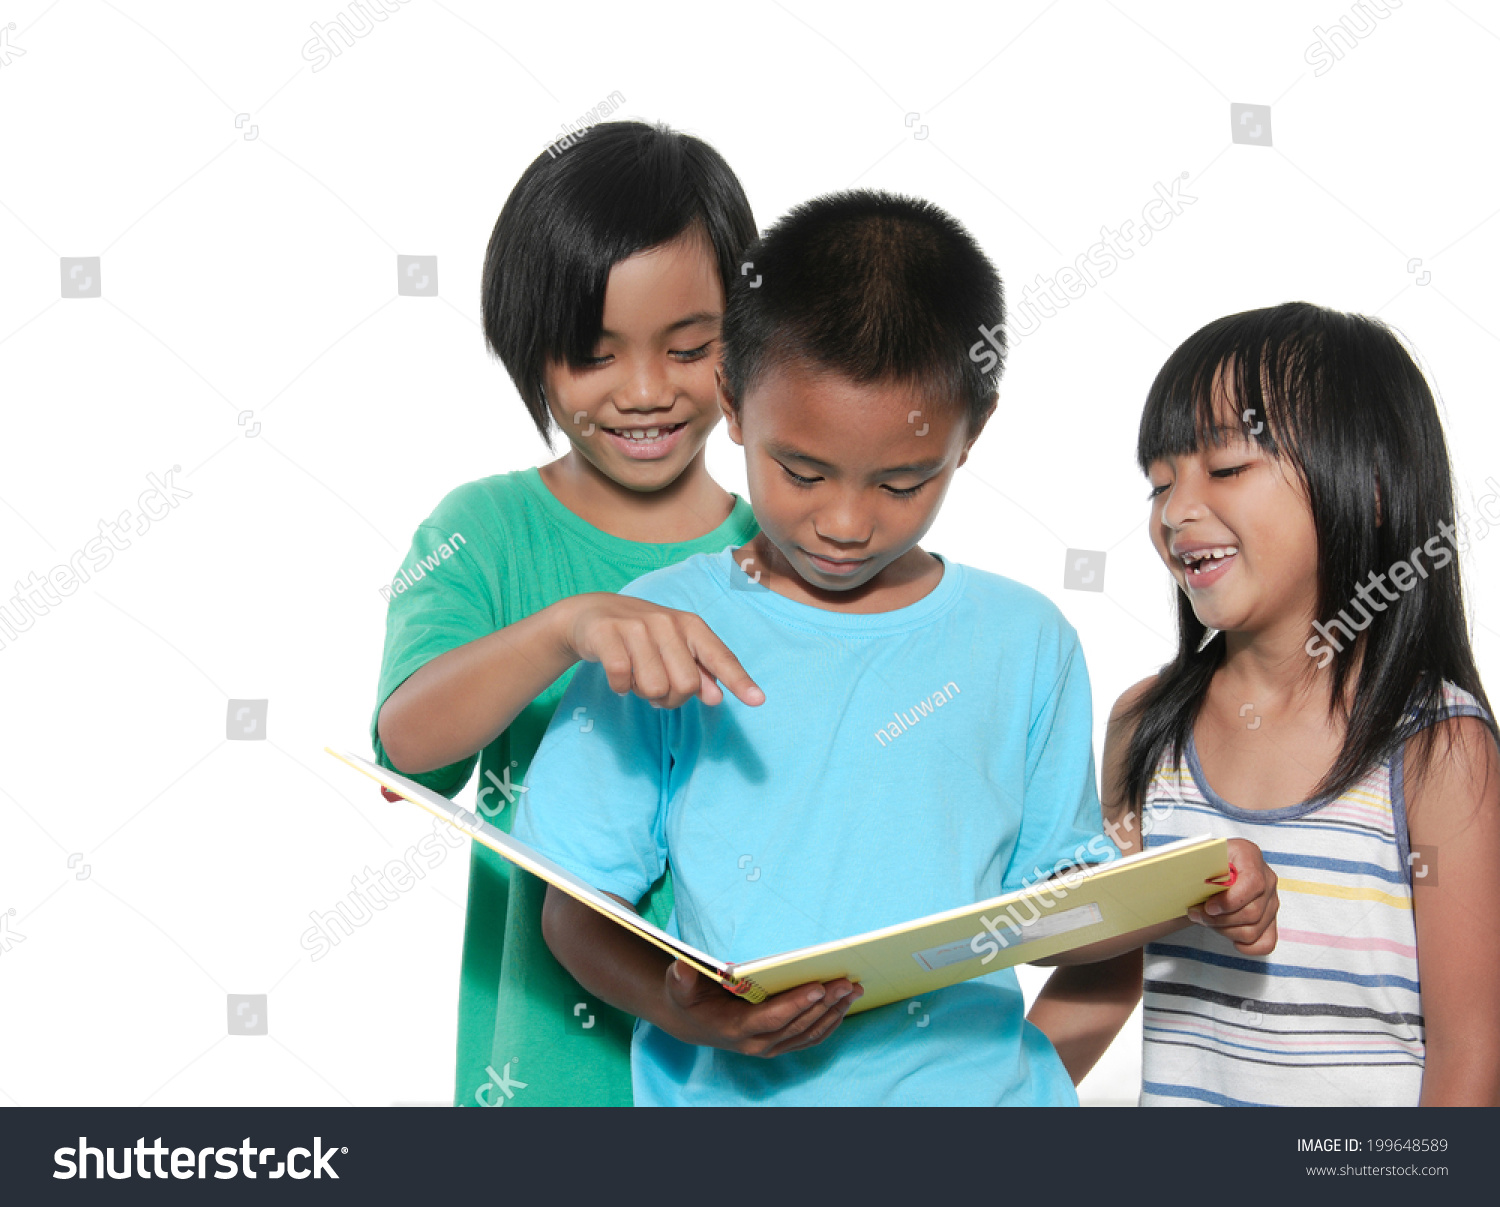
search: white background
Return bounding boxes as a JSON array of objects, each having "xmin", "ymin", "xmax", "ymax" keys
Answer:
[{"xmin": 1, "ymin": 0, "xmax": 1497, "ymax": 1107}]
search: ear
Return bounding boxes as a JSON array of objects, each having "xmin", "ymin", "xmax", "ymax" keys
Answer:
[
  {"xmin": 956, "ymin": 392, "xmax": 998, "ymax": 468},
  {"xmin": 716, "ymin": 366, "xmax": 744, "ymax": 446}
]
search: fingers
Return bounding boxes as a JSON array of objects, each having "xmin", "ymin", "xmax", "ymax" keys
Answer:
[
  {"xmin": 575, "ymin": 600, "xmax": 763, "ymax": 710},
  {"xmin": 687, "ymin": 624, "xmax": 765, "ymax": 707},
  {"xmin": 762, "ymin": 984, "xmax": 865, "ymax": 1057},
  {"xmin": 620, "ymin": 620, "xmax": 708, "ymax": 709},
  {"xmin": 1189, "ymin": 850, "xmax": 1280, "ymax": 953}
]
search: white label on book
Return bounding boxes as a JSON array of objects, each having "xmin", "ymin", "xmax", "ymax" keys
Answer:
[{"xmin": 910, "ymin": 902, "xmax": 1105, "ymax": 970}]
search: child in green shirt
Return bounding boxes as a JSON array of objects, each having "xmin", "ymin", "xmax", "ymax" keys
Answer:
[{"xmin": 370, "ymin": 121, "xmax": 764, "ymax": 1106}]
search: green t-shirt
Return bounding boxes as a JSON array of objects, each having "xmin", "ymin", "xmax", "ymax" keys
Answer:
[{"xmin": 370, "ymin": 467, "xmax": 758, "ymax": 1106}]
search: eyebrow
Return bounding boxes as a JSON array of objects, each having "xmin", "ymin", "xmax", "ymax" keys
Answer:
[
  {"xmin": 599, "ymin": 311, "xmax": 721, "ymax": 340},
  {"xmin": 769, "ymin": 443, "xmax": 948, "ymax": 477}
]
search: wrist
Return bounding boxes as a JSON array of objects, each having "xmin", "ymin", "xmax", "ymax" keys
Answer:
[{"xmin": 542, "ymin": 594, "xmax": 587, "ymax": 664}]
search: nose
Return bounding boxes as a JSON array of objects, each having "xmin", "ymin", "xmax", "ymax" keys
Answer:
[
  {"xmin": 1158, "ymin": 471, "xmax": 1207, "ymax": 533},
  {"xmin": 813, "ymin": 486, "xmax": 874, "ymax": 547},
  {"xmin": 615, "ymin": 354, "xmax": 672, "ymax": 412}
]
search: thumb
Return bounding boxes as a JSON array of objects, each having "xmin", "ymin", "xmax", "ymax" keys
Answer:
[{"xmin": 665, "ymin": 960, "xmax": 701, "ymax": 1004}]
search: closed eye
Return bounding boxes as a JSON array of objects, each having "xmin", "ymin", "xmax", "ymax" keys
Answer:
[
  {"xmin": 670, "ymin": 341, "xmax": 713, "ymax": 362},
  {"xmin": 778, "ymin": 463, "xmax": 820, "ymax": 487},
  {"xmin": 1210, "ymin": 465, "xmax": 1249, "ymax": 479}
]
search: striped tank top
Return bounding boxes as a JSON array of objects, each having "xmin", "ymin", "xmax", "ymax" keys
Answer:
[{"xmin": 1139, "ymin": 680, "xmax": 1492, "ymax": 1107}]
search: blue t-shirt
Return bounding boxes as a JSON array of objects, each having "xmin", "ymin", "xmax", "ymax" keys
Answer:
[{"xmin": 512, "ymin": 548, "xmax": 1104, "ymax": 1106}]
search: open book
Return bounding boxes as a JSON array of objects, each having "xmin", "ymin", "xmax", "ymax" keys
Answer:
[{"xmin": 329, "ymin": 747, "xmax": 1231, "ymax": 1015}]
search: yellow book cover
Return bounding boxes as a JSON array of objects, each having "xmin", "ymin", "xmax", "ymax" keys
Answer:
[{"xmin": 329, "ymin": 747, "xmax": 1228, "ymax": 1014}]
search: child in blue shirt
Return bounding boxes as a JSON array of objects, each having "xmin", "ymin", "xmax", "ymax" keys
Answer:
[{"xmin": 512, "ymin": 190, "xmax": 1279, "ymax": 1106}]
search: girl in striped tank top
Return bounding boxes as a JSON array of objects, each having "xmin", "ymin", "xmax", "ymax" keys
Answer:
[{"xmin": 1040, "ymin": 302, "xmax": 1500, "ymax": 1106}]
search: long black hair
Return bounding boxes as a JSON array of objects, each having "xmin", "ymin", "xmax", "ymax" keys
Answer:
[
  {"xmin": 482, "ymin": 120, "xmax": 757, "ymax": 446},
  {"xmin": 1121, "ymin": 301, "xmax": 1496, "ymax": 813}
]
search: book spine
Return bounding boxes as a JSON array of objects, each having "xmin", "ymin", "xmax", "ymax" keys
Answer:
[{"xmin": 721, "ymin": 971, "xmax": 768, "ymax": 1004}]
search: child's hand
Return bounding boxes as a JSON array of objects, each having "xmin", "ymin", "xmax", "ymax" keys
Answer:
[
  {"xmin": 659, "ymin": 961, "xmax": 863, "ymax": 1057},
  {"xmin": 561, "ymin": 594, "xmax": 765, "ymax": 709},
  {"xmin": 1187, "ymin": 838, "xmax": 1279, "ymax": 956}
]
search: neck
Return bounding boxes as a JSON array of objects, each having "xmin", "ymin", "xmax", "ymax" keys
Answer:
[{"xmin": 539, "ymin": 447, "xmax": 734, "ymax": 543}]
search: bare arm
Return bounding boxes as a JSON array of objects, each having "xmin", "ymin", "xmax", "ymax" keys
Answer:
[
  {"xmin": 1407, "ymin": 716, "xmax": 1500, "ymax": 1106},
  {"xmin": 378, "ymin": 593, "xmax": 764, "ymax": 774},
  {"xmin": 1027, "ymin": 676, "xmax": 1156, "ymax": 1078},
  {"xmin": 540, "ymin": 885, "xmax": 861, "ymax": 1058}
]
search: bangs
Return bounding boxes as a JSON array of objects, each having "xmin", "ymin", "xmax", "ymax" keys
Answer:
[{"xmin": 1135, "ymin": 308, "xmax": 1323, "ymax": 474}]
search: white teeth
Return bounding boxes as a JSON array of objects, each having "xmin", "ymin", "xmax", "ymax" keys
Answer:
[
  {"xmin": 645, "ymin": 428, "xmax": 659, "ymax": 438},
  {"xmin": 1176, "ymin": 545, "xmax": 1236, "ymax": 563},
  {"xmin": 615, "ymin": 426, "xmax": 672, "ymax": 440}
]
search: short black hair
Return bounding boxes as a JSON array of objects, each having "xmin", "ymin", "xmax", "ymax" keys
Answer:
[
  {"xmin": 482, "ymin": 120, "xmax": 756, "ymax": 446},
  {"xmin": 720, "ymin": 190, "xmax": 1004, "ymax": 432}
]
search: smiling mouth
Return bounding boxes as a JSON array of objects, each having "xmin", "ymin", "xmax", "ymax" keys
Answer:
[
  {"xmin": 602, "ymin": 422, "xmax": 687, "ymax": 441},
  {"xmin": 1179, "ymin": 545, "xmax": 1238, "ymax": 583}
]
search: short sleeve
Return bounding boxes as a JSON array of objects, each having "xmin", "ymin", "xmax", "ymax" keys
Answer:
[
  {"xmin": 1002, "ymin": 630, "xmax": 1107, "ymax": 891},
  {"xmin": 510, "ymin": 659, "xmax": 671, "ymax": 904},
  {"xmin": 369, "ymin": 489, "xmax": 500, "ymax": 799}
]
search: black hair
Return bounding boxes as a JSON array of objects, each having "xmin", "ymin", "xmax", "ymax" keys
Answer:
[
  {"xmin": 1122, "ymin": 301, "xmax": 1497, "ymax": 814},
  {"xmin": 481, "ymin": 120, "xmax": 756, "ymax": 446},
  {"xmin": 719, "ymin": 190, "xmax": 1004, "ymax": 433}
]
